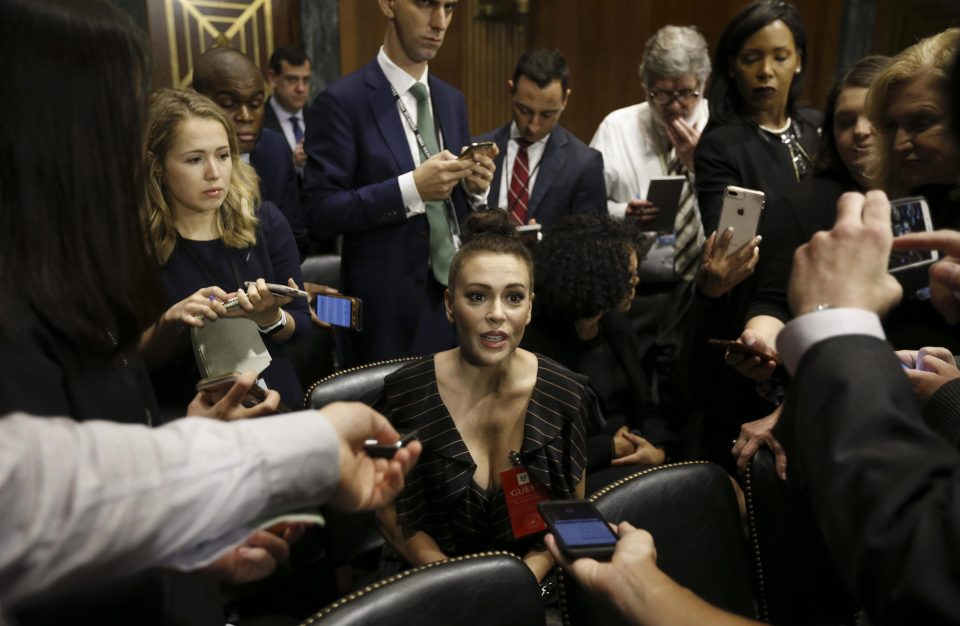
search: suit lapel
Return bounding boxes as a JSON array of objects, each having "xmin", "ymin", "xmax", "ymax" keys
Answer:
[
  {"xmin": 528, "ymin": 128, "xmax": 568, "ymax": 220},
  {"xmin": 365, "ymin": 61, "xmax": 416, "ymax": 173},
  {"xmin": 488, "ymin": 125, "xmax": 510, "ymax": 209}
]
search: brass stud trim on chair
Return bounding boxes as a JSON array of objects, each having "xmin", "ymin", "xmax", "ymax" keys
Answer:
[
  {"xmin": 586, "ymin": 460, "xmax": 713, "ymax": 502},
  {"xmin": 298, "ymin": 551, "xmax": 525, "ymax": 625},
  {"xmin": 301, "ymin": 356, "xmax": 419, "ymax": 409},
  {"xmin": 743, "ymin": 459, "xmax": 770, "ymax": 622}
]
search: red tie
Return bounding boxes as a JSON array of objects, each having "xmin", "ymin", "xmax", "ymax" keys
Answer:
[{"xmin": 508, "ymin": 139, "xmax": 531, "ymax": 224}]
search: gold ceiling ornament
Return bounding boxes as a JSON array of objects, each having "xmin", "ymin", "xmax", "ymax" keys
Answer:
[{"xmin": 164, "ymin": 0, "xmax": 274, "ymax": 89}]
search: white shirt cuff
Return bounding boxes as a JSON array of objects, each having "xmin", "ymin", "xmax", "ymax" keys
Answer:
[
  {"xmin": 608, "ymin": 200, "xmax": 628, "ymax": 220},
  {"xmin": 777, "ymin": 308, "xmax": 886, "ymax": 375},
  {"xmin": 461, "ymin": 180, "xmax": 489, "ymax": 209},
  {"xmin": 400, "ymin": 172, "xmax": 425, "ymax": 217}
]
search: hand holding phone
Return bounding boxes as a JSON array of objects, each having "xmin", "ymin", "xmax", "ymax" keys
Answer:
[
  {"xmin": 888, "ymin": 196, "xmax": 938, "ymax": 272},
  {"xmin": 707, "ymin": 338, "xmax": 782, "ymax": 366},
  {"xmin": 363, "ymin": 431, "xmax": 419, "ymax": 458},
  {"xmin": 717, "ymin": 186, "xmax": 765, "ymax": 256},
  {"xmin": 459, "ymin": 141, "xmax": 497, "ymax": 161},
  {"xmin": 538, "ymin": 500, "xmax": 618, "ymax": 561},
  {"xmin": 244, "ymin": 281, "xmax": 309, "ymax": 299}
]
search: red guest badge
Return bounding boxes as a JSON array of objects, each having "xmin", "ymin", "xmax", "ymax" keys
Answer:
[{"xmin": 500, "ymin": 465, "xmax": 550, "ymax": 539}]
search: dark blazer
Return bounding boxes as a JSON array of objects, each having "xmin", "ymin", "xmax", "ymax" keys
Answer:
[
  {"xmin": 248, "ymin": 128, "xmax": 311, "ymax": 259},
  {"xmin": 302, "ymin": 58, "xmax": 470, "ymax": 364},
  {"xmin": 694, "ymin": 110, "xmax": 821, "ymax": 234},
  {"xmin": 262, "ymin": 96, "xmax": 284, "ymax": 137},
  {"xmin": 778, "ymin": 334, "xmax": 960, "ymax": 624},
  {"xmin": 476, "ymin": 123, "xmax": 606, "ymax": 229}
]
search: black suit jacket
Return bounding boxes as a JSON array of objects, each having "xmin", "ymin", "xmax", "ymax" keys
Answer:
[
  {"xmin": 778, "ymin": 334, "xmax": 960, "ymax": 624},
  {"xmin": 476, "ymin": 124, "xmax": 606, "ymax": 229},
  {"xmin": 248, "ymin": 128, "xmax": 311, "ymax": 258},
  {"xmin": 302, "ymin": 58, "xmax": 471, "ymax": 364},
  {"xmin": 262, "ymin": 96, "xmax": 283, "ymax": 136}
]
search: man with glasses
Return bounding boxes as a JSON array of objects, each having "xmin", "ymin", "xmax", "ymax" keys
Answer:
[{"xmin": 590, "ymin": 25, "xmax": 712, "ymax": 428}]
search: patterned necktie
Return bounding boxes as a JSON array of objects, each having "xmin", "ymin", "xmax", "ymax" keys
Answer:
[
  {"xmin": 509, "ymin": 138, "xmax": 532, "ymax": 224},
  {"xmin": 669, "ymin": 155, "xmax": 705, "ymax": 282},
  {"xmin": 408, "ymin": 82, "xmax": 455, "ymax": 286},
  {"xmin": 290, "ymin": 116, "xmax": 304, "ymax": 144}
]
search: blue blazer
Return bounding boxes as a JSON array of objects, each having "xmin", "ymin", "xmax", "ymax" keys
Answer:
[
  {"xmin": 249, "ymin": 128, "xmax": 311, "ymax": 258},
  {"xmin": 476, "ymin": 123, "xmax": 606, "ymax": 229},
  {"xmin": 302, "ymin": 58, "xmax": 471, "ymax": 364}
]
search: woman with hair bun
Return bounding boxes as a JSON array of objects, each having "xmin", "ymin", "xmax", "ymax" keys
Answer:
[{"xmin": 375, "ymin": 209, "xmax": 599, "ymax": 583}]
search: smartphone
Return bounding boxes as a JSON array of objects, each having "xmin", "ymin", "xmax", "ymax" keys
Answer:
[
  {"xmin": 717, "ymin": 185, "xmax": 765, "ymax": 256},
  {"xmin": 315, "ymin": 293, "xmax": 363, "ymax": 331},
  {"xmin": 364, "ymin": 431, "xmax": 418, "ymax": 459},
  {"xmin": 195, "ymin": 371, "xmax": 289, "ymax": 412},
  {"xmin": 459, "ymin": 141, "xmax": 496, "ymax": 160},
  {"xmin": 707, "ymin": 338, "xmax": 782, "ymax": 365},
  {"xmin": 644, "ymin": 176, "xmax": 686, "ymax": 233},
  {"xmin": 889, "ymin": 196, "xmax": 938, "ymax": 272},
  {"xmin": 243, "ymin": 281, "xmax": 309, "ymax": 299},
  {"xmin": 538, "ymin": 500, "xmax": 618, "ymax": 561}
]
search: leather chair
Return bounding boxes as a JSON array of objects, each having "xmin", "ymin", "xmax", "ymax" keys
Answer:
[
  {"xmin": 299, "ymin": 552, "xmax": 545, "ymax": 626},
  {"xmin": 744, "ymin": 448, "xmax": 859, "ymax": 624},
  {"xmin": 301, "ymin": 254, "xmax": 341, "ymax": 289},
  {"xmin": 291, "ymin": 254, "xmax": 344, "ymax": 386},
  {"xmin": 306, "ymin": 357, "xmax": 417, "ymax": 410},
  {"xmin": 560, "ymin": 462, "xmax": 757, "ymax": 625},
  {"xmin": 305, "ymin": 358, "xmax": 419, "ymax": 569}
]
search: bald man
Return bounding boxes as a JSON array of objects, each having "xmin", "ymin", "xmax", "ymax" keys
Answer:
[{"xmin": 193, "ymin": 47, "xmax": 312, "ymax": 259}]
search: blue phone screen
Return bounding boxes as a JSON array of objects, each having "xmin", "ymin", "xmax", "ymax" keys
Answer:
[
  {"xmin": 315, "ymin": 295, "xmax": 353, "ymax": 327},
  {"xmin": 554, "ymin": 518, "xmax": 617, "ymax": 547}
]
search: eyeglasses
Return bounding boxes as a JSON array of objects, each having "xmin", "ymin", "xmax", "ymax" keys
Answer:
[{"xmin": 647, "ymin": 88, "xmax": 700, "ymax": 105}]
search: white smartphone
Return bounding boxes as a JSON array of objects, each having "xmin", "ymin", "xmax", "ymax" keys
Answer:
[
  {"xmin": 889, "ymin": 196, "xmax": 938, "ymax": 272},
  {"xmin": 243, "ymin": 281, "xmax": 309, "ymax": 299},
  {"xmin": 717, "ymin": 185, "xmax": 765, "ymax": 256},
  {"xmin": 644, "ymin": 176, "xmax": 686, "ymax": 233}
]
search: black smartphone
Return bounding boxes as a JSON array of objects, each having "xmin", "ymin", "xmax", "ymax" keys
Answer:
[
  {"xmin": 315, "ymin": 293, "xmax": 363, "ymax": 331},
  {"xmin": 706, "ymin": 338, "xmax": 782, "ymax": 365},
  {"xmin": 363, "ymin": 431, "xmax": 418, "ymax": 458},
  {"xmin": 644, "ymin": 176, "xmax": 686, "ymax": 233},
  {"xmin": 459, "ymin": 141, "xmax": 496, "ymax": 160},
  {"xmin": 538, "ymin": 500, "xmax": 618, "ymax": 561}
]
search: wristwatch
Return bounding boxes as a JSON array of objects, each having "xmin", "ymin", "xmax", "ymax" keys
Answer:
[{"xmin": 257, "ymin": 309, "xmax": 287, "ymax": 336}]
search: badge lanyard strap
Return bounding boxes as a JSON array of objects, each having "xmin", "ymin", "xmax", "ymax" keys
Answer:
[{"xmin": 390, "ymin": 84, "xmax": 463, "ymax": 248}]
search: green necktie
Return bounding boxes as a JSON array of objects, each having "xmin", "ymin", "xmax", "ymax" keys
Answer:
[{"xmin": 409, "ymin": 82, "xmax": 455, "ymax": 286}]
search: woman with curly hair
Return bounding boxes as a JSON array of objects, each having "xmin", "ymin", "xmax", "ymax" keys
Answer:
[
  {"xmin": 141, "ymin": 88, "xmax": 310, "ymax": 413},
  {"xmin": 521, "ymin": 213, "xmax": 677, "ymax": 491}
]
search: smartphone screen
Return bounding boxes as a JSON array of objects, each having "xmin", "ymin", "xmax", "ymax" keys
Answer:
[
  {"xmin": 889, "ymin": 196, "xmax": 938, "ymax": 271},
  {"xmin": 539, "ymin": 500, "xmax": 617, "ymax": 560},
  {"xmin": 315, "ymin": 294, "xmax": 360, "ymax": 329}
]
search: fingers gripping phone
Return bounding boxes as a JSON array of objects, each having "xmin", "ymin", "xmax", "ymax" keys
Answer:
[
  {"xmin": 315, "ymin": 294, "xmax": 363, "ymax": 331},
  {"xmin": 459, "ymin": 141, "xmax": 496, "ymax": 160},
  {"xmin": 889, "ymin": 196, "xmax": 938, "ymax": 272},
  {"xmin": 244, "ymin": 281, "xmax": 309, "ymax": 299},
  {"xmin": 538, "ymin": 500, "xmax": 618, "ymax": 561},
  {"xmin": 717, "ymin": 185, "xmax": 765, "ymax": 256}
]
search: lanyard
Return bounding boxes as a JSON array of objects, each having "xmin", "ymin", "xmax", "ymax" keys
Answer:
[{"xmin": 390, "ymin": 84, "xmax": 463, "ymax": 245}]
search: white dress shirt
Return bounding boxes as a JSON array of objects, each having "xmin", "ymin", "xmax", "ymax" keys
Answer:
[
  {"xmin": 776, "ymin": 308, "xmax": 887, "ymax": 375},
  {"xmin": 496, "ymin": 122, "xmax": 549, "ymax": 213},
  {"xmin": 269, "ymin": 96, "xmax": 304, "ymax": 154},
  {"xmin": 0, "ymin": 410, "xmax": 339, "ymax": 612},
  {"xmin": 590, "ymin": 100, "xmax": 709, "ymax": 282}
]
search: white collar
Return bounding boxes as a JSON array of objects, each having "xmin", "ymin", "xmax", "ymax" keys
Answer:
[
  {"xmin": 377, "ymin": 47, "xmax": 429, "ymax": 97},
  {"xmin": 508, "ymin": 121, "xmax": 550, "ymax": 147},
  {"xmin": 269, "ymin": 95, "xmax": 300, "ymax": 123}
]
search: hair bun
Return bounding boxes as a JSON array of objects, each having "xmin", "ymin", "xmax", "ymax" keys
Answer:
[{"xmin": 460, "ymin": 209, "xmax": 517, "ymax": 245}]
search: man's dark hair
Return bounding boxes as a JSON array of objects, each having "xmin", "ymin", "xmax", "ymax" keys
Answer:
[
  {"xmin": 269, "ymin": 45, "xmax": 310, "ymax": 74},
  {"xmin": 0, "ymin": 0, "xmax": 163, "ymax": 355},
  {"xmin": 511, "ymin": 49, "xmax": 569, "ymax": 92}
]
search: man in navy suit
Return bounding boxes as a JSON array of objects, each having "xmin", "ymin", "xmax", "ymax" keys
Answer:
[
  {"xmin": 193, "ymin": 47, "xmax": 312, "ymax": 259},
  {"xmin": 476, "ymin": 49, "xmax": 605, "ymax": 230},
  {"xmin": 264, "ymin": 45, "xmax": 312, "ymax": 173},
  {"xmin": 302, "ymin": 0, "xmax": 496, "ymax": 365}
]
